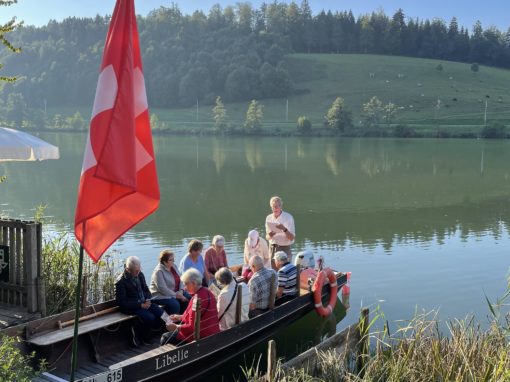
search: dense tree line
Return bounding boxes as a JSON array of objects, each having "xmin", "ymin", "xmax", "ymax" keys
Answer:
[{"xmin": 0, "ymin": 1, "xmax": 509, "ymax": 112}]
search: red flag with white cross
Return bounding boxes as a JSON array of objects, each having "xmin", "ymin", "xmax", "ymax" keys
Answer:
[{"xmin": 74, "ymin": 0, "xmax": 159, "ymax": 262}]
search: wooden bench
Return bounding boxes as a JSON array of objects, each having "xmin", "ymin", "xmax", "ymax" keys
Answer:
[{"xmin": 28, "ymin": 311, "xmax": 135, "ymax": 347}]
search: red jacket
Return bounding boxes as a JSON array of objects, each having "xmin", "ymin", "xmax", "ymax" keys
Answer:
[{"xmin": 177, "ymin": 287, "xmax": 220, "ymax": 342}]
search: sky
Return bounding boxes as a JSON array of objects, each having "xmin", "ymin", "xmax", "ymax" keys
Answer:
[{"xmin": 1, "ymin": 0, "xmax": 509, "ymax": 32}]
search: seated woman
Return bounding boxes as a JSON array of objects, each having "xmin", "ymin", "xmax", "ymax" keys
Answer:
[
  {"xmin": 179, "ymin": 239, "xmax": 208, "ymax": 286},
  {"xmin": 215, "ymin": 267, "xmax": 250, "ymax": 331},
  {"xmin": 150, "ymin": 250, "xmax": 190, "ymax": 314},
  {"xmin": 160, "ymin": 268, "xmax": 220, "ymax": 345},
  {"xmin": 204, "ymin": 235, "xmax": 228, "ymax": 282},
  {"xmin": 242, "ymin": 229, "xmax": 270, "ymax": 281}
]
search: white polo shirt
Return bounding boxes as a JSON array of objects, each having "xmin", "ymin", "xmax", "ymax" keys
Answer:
[{"xmin": 265, "ymin": 210, "xmax": 295, "ymax": 246}]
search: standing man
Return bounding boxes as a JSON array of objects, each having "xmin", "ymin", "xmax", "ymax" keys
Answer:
[{"xmin": 265, "ymin": 195, "xmax": 295, "ymax": 264}]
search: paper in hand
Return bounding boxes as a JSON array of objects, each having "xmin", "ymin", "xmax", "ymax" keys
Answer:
[{"xmin": 267, "ymin": 222, "xmax": 282, "ymax": 232}]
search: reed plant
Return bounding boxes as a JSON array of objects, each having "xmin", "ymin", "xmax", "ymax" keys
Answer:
[
  {"xmin": 245, "ymin": 287, "xmax": 510, "ymax": 382},
  {"xmin": 42, "ymin": 233, "xmax": 120, "ymax": 314},
  {"xmin": 35, "ymin": 205, "xmax": 120, "ymax": 314}
]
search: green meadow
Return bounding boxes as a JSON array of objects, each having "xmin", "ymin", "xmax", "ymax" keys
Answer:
[
  {"xmin": 52, "ymin": 54, "xmax": 510, "ymax": 135},
  {"xmin": 155, "ymin": 54, "xmax": 510, "ymax": 134}
]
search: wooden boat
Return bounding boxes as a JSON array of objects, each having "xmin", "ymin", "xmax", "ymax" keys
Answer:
[{"xmin": 1, "ymin": 270, "xmax": 347, "ymax": 382}]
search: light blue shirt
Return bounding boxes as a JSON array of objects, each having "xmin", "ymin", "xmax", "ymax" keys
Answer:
[{"xmin": 179, "ymin": 254, "xmax": 206, "ymax": 277}]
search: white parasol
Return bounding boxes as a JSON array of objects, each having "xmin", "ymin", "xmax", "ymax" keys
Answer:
[{"xmin": 0, "ymin": 127, "xmax": 59, "ymax": 162}]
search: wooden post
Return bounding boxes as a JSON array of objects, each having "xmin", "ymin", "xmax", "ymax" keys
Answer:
[
  {"xmin": 193, "ymin": 297, "xmax": 202, "ymax": 341},
  {"xmin": 235, "ymin": 283, "xmax": 243, "ymax": 325},
  {"xmin": 268, "ymin": 272, "xmax": 276, "ymax": 310},
  {"xmin": 266, "ymin": 339, "xmax": 276, "ymax": 382},
  {"xmin": 295, "ymin": 264, "xmax": 301, "ymax": 297},
  {"xmin": 356, "ymin": 307, "xmax": 370, "ymax": 376},
  {"xmin": 23, "ymin": 223, "xmax": 38, "ymax": 313},
  {"xmin": 36, "ymin": 277, "xmax": 46, "ymax": 317}
]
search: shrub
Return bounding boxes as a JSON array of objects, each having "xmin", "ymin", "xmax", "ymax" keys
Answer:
[
  {"xmin": 481, "ymin": 123, "xmax": 507, "ymax": 139},
  {"xmin": 297, "ymin": 116, "xmax": 312, "ymax": 133},
  {"xmin": 471, "ymin": 62, "xmax": 479, "ymax": 73},
  {"xmin": 393, "ymin": 124, "xmax": 415, "ymax": 138},
  {"xmin": 0, "ymin": 336, "xmax": 45, "ymax": 381}
]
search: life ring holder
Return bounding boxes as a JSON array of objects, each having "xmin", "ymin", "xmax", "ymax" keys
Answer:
[{"xmin": 312, "ymin": 268, "xmax": 338, "ymax": 317}]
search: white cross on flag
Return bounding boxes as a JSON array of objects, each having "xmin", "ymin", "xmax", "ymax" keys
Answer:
[{"xmin": 74, "ymin": 0, "xmax": 160, "ymax": 262}]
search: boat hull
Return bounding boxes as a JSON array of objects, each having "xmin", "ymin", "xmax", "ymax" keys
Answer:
[{"xmin": 76, "ymin": 273, "xmax": 347, "ymax": 382}]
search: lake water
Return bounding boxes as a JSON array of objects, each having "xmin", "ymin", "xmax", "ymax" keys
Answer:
[{"xmin": 1, "ymin": 134, "xmax": 509, "ymax": 353}]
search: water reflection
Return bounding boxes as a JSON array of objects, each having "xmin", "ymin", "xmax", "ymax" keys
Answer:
[
  {"xmin": 244, "ymin": 139, "xmax": 263, "ymax": 172},
  {"xmin": 1, "ymin": 134, "xmax": 510, "ymax": 322},
  {"xmin": 211, "ymin": 138, "xmax": 226, "ymax": 174}
]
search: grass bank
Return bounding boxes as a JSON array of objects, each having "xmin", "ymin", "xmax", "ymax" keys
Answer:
[{"xmin": 245, "ymin": 281, "xmax": 510, "ymax": 382}]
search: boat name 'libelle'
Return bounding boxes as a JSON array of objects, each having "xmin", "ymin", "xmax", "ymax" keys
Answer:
[{"xmin": 155, "ymin": 349, "xmax": 189, "ymax": 371}]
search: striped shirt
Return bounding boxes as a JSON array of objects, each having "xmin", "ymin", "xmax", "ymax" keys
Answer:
[{"xmin": 277, "ymin": 262, "xmax": 297, "ymax": 296}]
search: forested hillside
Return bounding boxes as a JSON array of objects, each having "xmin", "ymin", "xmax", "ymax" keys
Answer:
[{"xmin": 0, "ymin": 1, "xmax": 509, "ymax": 130}]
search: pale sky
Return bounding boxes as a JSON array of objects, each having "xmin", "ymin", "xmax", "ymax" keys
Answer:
[{"xmin": 2, "ymin": 0, "xmax": 509, "ymax": 32}]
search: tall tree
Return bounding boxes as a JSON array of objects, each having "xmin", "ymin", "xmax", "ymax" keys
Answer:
[
  {"xmin": 325, "ymin": 97, "xmax": 352, "ymax": 132},
  {"xmin": 212, "ymin": 96, "xmax": 227, "ymax": 131},
  {"xmin": 300, "ymin": 0, "xmax": 313, "ymax": 52},
  {"xmin": 0, "ymin": 0, "xmax": 22, "ymax": 82},
  {"xmin": 244, "ymin": 99, "xmax": 264, "ymax": 133},
  {"xmin": 362, "ymin": 96, "xmax": 384, "ymax": 128},
  {"xmin": 388, "ymin": 8, "xmax": 406, "ymax": 54}
]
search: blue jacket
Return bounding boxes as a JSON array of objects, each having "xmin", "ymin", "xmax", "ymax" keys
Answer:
[{"xmin": 115, "ymin": 270, "xmax": 152, "ymax": 314}]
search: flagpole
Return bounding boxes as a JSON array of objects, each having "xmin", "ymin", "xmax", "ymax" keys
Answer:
[{"xmin": 70, "ymin": 223, "xmax": 86, "ymax": 382}]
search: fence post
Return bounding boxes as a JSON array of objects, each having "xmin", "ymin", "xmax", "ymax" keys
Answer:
[
  {"xmin": 266, "ymin": 339, "xmax": 277, "ymax": 382},
  {"xmin": 37, "ymin": 276, "xmax": 46, "ymax": 317},
  {"xmin": 24, "ymin": 223, "xmax": 38, "ymax": 313},
  {"xmin": 193, "ymin": 297, "xmax": 201, "ymax": 341},
  {"xmin": 356, "ymin": 307, "xmax": 370, "ymax": 376}
]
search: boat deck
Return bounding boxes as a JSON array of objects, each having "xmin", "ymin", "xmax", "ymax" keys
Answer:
[{"xmin": 36, "ymin": 341, "xmax": 161, "ymax": 381}]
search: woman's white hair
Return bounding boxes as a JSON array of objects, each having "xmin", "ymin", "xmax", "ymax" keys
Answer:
[
  {"xmin": 125, "ymin": 256, "xmax": 141, "ymax": 270},
  {"xmin": 181, "ymin": 268, "xmax": 203, "ymax": 286},
  {"xmin": 212, "ymin": 235, "xmax": 225, "ymax": 247}
]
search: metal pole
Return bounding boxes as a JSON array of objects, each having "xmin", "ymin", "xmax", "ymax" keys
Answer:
[
  {"xmin": 196, "ymin": 98, "xmax": 199, "ymax": 121},
  {"xmin": 484, "ymin": 99, "xmax": 488, "ymax": 127},
  {"xmin": 285, "ymin": 98, "xmax": 289, "ymax": 123},
  {"xmin": 70, "ymin": 225, "xmax": 85, "ymax": 381}
]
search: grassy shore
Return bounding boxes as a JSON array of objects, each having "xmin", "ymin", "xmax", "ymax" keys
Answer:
[
  {"xmin": 244, "ymin": 279, "xmax": 510, "ymax": 382},
  {"xmin": 244, "ymin": 311, "xmax": 510, "ymax": 381}
]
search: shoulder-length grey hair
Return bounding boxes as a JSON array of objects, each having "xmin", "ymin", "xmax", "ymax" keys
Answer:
[
  {"xmin": 181, "ymin": 268, "xmax": 203, "ymax": 286},
  {"xmin": 215, "ymin": 267, "xmax": 233, "ymax": 286}
]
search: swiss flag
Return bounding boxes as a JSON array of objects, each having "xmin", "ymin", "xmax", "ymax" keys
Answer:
[{"xmin": 74, "ymin": 0, "xmax": 159, "ymax": 262}]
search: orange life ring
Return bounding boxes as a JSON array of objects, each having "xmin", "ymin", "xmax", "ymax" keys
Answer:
[{"xmin": 312, "ymin": 268, "xmax": 338, "ymax": 317}]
